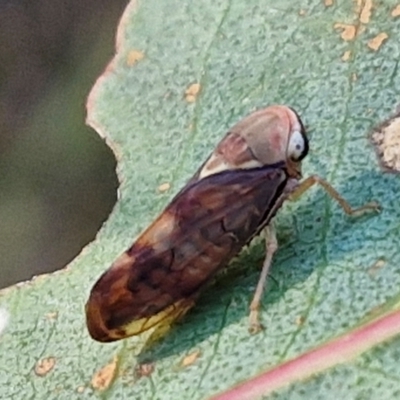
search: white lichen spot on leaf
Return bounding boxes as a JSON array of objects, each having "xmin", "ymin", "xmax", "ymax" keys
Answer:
[{"xmin": 372, "ymin": 114, "xmax": 400, "ymax": 172}]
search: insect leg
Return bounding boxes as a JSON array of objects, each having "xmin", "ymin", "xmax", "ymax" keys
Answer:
[
  {"xmin": 288, "ymin": 175, "xmax": 380, "ymax": 216},
  {"xmin": 249, "ymin": 224, "xmax": 278, "ymax": 334}
]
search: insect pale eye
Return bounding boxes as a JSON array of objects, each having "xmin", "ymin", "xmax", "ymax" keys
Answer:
[{"xmin": 288, "ymin": 130, "xmax": 308, "ymax": 161}]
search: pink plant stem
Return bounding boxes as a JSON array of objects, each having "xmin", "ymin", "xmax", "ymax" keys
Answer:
[{"xmin": 209, "ymin": 309, "xmax": 400, "ymax": 400}]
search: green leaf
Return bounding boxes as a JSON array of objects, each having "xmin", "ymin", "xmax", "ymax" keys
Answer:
[{"xmin": 2, "ymin": 0, "xmax": 400, "ymax": 399}]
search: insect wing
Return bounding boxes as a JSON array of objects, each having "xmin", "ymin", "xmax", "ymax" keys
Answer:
[{"xmin": 86, "ymin": 164, "xmax": 288, "ymax": 341}]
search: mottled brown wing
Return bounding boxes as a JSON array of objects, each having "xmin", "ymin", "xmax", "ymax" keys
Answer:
[{"xmin": 86, "ymin": 163, "xmax": 288, "ymax": 341}]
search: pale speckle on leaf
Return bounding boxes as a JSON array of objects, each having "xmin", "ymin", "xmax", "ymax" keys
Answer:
[
  {"xmin": 354, "ymin": 0, "xmax": 363, "ymax": 13},
  {"xmin": 360, "ymin": 0, "xmax": 373, "ymax": 24},
  {"xmin": 392, "ymin": 5, "xmax": 400, "ymax": 17},
  {"xmin": 0, "ymin": 308, "xmax": 9, "ymax": 335},
  {"xmin": 91, "ymin": 356, "xmax": 118, "ymax": 391},
  {"xmin": 368, "ymin": 259, "xmax": 386, "ymax": 278},
  {"xmin": 367, "ymin": 32, "xmax": 388, "ymax": 51},
  {"xmin": 34, "ymin": 357, "xmax": 56, "ymax": 377},
  {"xmin": 341, "ymin": 50, "xmax": 351, "ymax": 61},
  {"xmin": 45, "ymin": 311, "xmax": 58, "ymax": 320},
  {"xmin": 334, "ymin": 23, "xmax": 356, "ymax": 41},
  {"xmin": 181, "ymin": 350, "xmax": 201, "ymax": 367},
  {"xmin": 185, "ymin": 83, "xmax": 201, "ymax": 103},
  {"xmin": 127, "ymin": 50, "xmax": 144, "ymax": 66},
  {"xmin": 158, "ymin": 182, "xmax": 171, "ymax": 193}
]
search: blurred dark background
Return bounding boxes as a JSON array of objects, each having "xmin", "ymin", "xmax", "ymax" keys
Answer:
[{"xmin": 0, "ymin": 0, "xmax": 128, "ymax": 289}]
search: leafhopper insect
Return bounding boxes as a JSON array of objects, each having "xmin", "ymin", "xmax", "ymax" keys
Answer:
[{"xmin": 86, "ymin": 105, "xmax": 378, "ymax": 343}]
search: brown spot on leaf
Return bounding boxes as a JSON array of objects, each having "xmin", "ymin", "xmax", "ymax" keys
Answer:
[
  {"xmin": 295, "ymin": 316, "xmax": 305, "ymax": 326},
  {"xmin": 367, "ymin": 32, "xmax": 388, "ymax": 51},
  {"xmin": 127, "ymin": 50, "xmax": 144, "ymax": 66},
  {"xmin": 185, "ymin": 83, "xmax": 201, "ymax": 103},
  {"xmin": 324, "ymin": 0, "xmax": 333, "ymax": 7},
  {"xmin": 298, "ymin": 9, "xmax": 306, "ymax": 16},
  {"xmin": 158, "ymin": 182, "xmax": 171, "ymax": 193},
  {"xmin": 135, "ymin": 362, "xmax": 155, "ymax": 378},
  {"xmin": 34, "ymin": 357, "xmax": 56, "ymax": 377},
  {"xmin": 91, "ymin": 356, "xmax": 118, "ymax": 391},
  {"xmin": 360, "ymin": 0, "xmax": 373, "ymax": 24},
  {"xmin": 372, "ymin": 114, "xmax": 400, "ymax": 172},
  {"xmin": 181, "ymin": 349, "xmax": 201, "ymax": 367},
  {"xmin": 392, "ymin": 5, "xmax": 400, "ymax": 17},
  {"xmin": 334, "ymin": 23, "xmax": 356, "ymax": 41}
]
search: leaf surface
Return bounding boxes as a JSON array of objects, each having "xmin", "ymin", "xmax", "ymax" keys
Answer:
[{"xmin": 2, "ymin": 1, "xmax": 400, "ymax": 399}]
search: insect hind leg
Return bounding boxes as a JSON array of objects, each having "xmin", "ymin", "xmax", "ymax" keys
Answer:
[
  {"xmin": 249, "ymin": 224, "xmax": 278, "ymax": 334},
  {"xmin": 288, "ymin": 175, "xmax": 380, "ymax": 216}
]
